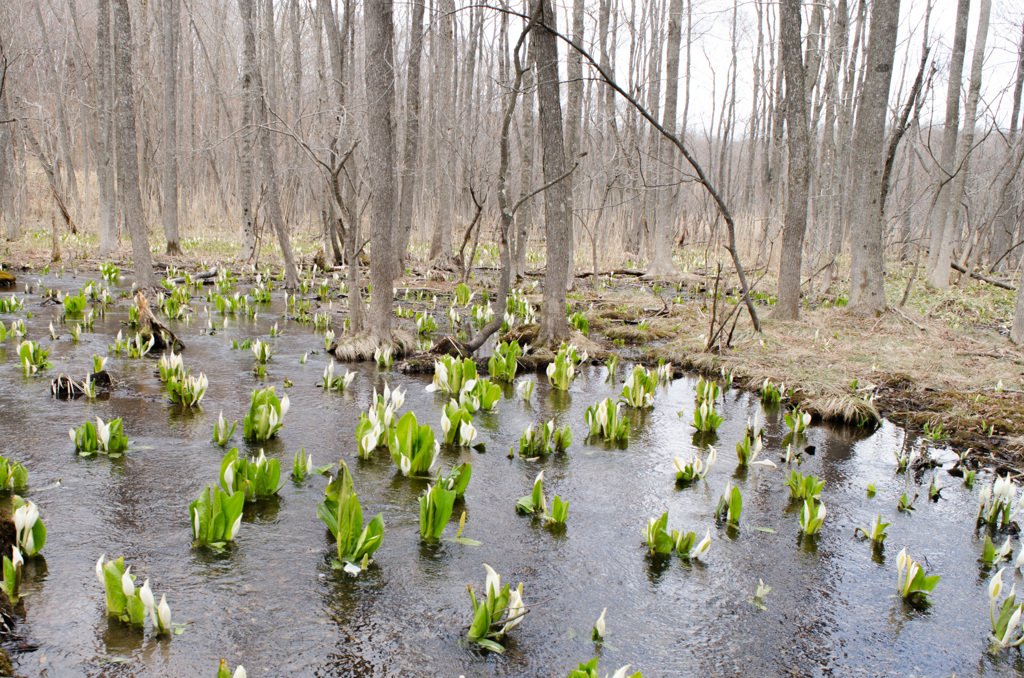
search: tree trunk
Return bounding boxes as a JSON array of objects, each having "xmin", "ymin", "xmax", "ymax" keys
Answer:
[
  {"xmin": 0, "ymin": 61, "xmax": 16, "ymax": 240},
  {"xmin": 33, "ymin": 0, "xmax": 81, "ymax": 226},
  {"xmin": 239, "ymin": 0, "xmax": 257, "ymax": 262},
  {"xmin": 925, "ymin": 0, "xmax": 971, "ymax": 288},
  {"xmin": 96, "ymin": 0, "xmax": 117, "ymax": 254},
  {"xmin": 396, "ymin": 0, "xmax": 425, "ymax": 276},
  {"xmin": 773, "ymin": 0, "xmax": 811, "ymax": 321},
  {"xmin": 533, "ymin": 0, "xmax": 571, "ymax": 345},
  {"xmin": 562, "ymin": 0, "xmax": 584, "ymax": 291},
  {"xmin": 647, "ymin": 0, "xmax": 683, "ymax": 278},
  {"xmin": 239, "ymin": 0, "xmax": 299, "ymax": 288},
  {"xmin": 261, "ymin": 0, "xmax": 278, "ymax": 113},
  {"xmin": 513, "ymin": 52, "xmax": 536, "ymax": 279},
  {"xmin": 428, "ymin": 0, "xmax": 455, "ymax": 267},
  {"xmin": 161, "ymin": 0, "xmax": 181, "ymax": 255},
  {"xmin": 289, "ymin": 0, "xmax": 301, "ymax": 130},
  {"xmin": 112, "ymin": 0, "xmax": 156, "ymax": 287},
  {"xmin": 992, "ymin": 22, "xmax": 1024, "ymax": 272},
  {"xmin": 942, "ymin": 0, "xmax": 991, "ymax": 277},
  {"xmin": 847, "ymin": 0, "xmax": 901, "ymax": 314},
  {"xmin": 363, "ymin": 0, "xmax": 397, "ymax": 343}
]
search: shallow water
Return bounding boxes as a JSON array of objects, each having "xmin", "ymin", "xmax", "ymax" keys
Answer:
[{"xmin": 0, "ymin": 275, "xmax": 1021, "ymax": 678}]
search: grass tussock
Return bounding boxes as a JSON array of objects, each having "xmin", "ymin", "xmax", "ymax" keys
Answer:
[
  {"xmin": 600, "ymin": 321, "xmax": 673, "ymax": 343},
  {"xmin": 330, "ymin": 329, "xmax": 416, "ymax": 362}
]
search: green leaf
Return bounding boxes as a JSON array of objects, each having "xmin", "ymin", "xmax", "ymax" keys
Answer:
[{"xmin": 473, "ymin": 638, "xmax": 505, "ymax": 654}]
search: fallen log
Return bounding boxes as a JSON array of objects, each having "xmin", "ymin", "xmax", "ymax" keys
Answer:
[{"xmin": 951, "ymin": 262, "xmax": 1015, "ymax": 291}]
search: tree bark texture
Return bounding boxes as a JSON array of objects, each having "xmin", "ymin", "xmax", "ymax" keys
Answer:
[
  {"xmin": 396, "ymin": 0, "xmax": 425, "ymax": 275},
  {"xmin": 112, "ymin": 0, "xmax": 156, "ymax": 287},
  {"xmin": 533, "ymin": 0, "xmax": 571, "ymax": 345},
  {"xmin": 363, "ymin": 0, "xmax": 398, "ymax": 343},
  {"xmin": 847, "ymin": 0, "xmax": 901, "ymax": 314},
  {"xmin": 773, "ymin": 0, "xmax": 811, "ymax": 321},
  {"xmin": 161, "ymin": 0, "xmax": 181, "ymax": 254},
  {"xmin": 925, "ymin": 0, "xmax": 971, "ymax": 288}
]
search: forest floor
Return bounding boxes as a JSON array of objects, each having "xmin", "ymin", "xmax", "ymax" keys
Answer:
[{"xmin": 3, "ymin": 231, "xmax": 1023, "ymax": 467}]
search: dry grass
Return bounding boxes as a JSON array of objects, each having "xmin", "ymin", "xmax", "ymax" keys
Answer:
[
  {"xmin": 651, "ymin": 303, "xmax": 1024, "ymax": 460},
  {"xmin": 329, "ymin": 329, "xmax": 417, "ymax": 362}
]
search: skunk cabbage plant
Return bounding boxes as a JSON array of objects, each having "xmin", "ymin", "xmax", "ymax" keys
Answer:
[
  {"xmin": 466, "ymin": 564, "xmax": 525, "ymax": 653},
  {"xmin": 317, "ymin": 461, "xmax": 384, "ymax": 574}
]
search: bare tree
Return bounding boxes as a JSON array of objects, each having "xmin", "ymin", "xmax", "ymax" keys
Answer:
[
  {"xmin": 363, "ymin": 0, "xmax": 398, "ymax": 345},
  {"xmin": 396, "ymin": 0, "xmax": 425, "ymax": 275},
  {"xmin": 112, "ymin": 0, "xmax": 156, "ymax": 287},
  {"xmin": 239, "ymin": 0, "xmax": 299, "ymax": 288},
  {"xmin": 33, "ymin": 0, "xmax": 81, "ymax": 224},
  {"xmin": 925, "ymin": 0, "xmax": 971, "ymax": 288},
  {"xmin": 0, "ymin": 38, "xmax": 12, "ymax": 241},
  {"xmin": 773, "ymin": 0, "xmax": 811, "ymax": 320},
  {"xmin": 944, "ymin": 0, "xmax": 991, "ymax": 274},
  {"xmin": 429, "ymin": 0, "xmax": 456, "ymax": 268},
  {"xmin": 533, "ymin": 0, "xmax": 572, "ymax": 345},
  {"xmin": 847, "ymin": 0, "xmax": 902, "ymax": 314},
  {"xmin": 992, "ymin": 22, "xmax": 1024, "ymax": 272},
  {"xmin": 645, "ymin": 0, "xmax": 683, "ymax": 279},
  {"xmin": 161, "ymin": 0, "xmax": 182, "ymax": 254},
  {"xmin": 563, "ymin": 0, "xmax": 584, "ymax": 289},
  {"xmin": 96, "ymin": 0, "xmax": 116, "ymax": 254}
]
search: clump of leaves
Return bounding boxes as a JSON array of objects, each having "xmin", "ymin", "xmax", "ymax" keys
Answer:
[
  {"xmin": 619, "ymin": 365, "xmax": 657, "ymax": 408},
  {"xmin": 317, "ymin": 461, "xmax": 384, "ymax": 575},
  {"xmin": 71, "ymin": 417, "xmax": 130, "ymax": 458},
  {"xmin": 585, "ymin": 398, "xmax": 629, "ymax": 445},
  {"xmin": 487, "ymin": 341, "xmax": 523, "ymax": 382},
  {"xmin": 785, "ymin": 470, "xmax": 824, "ymax": 500},
  {"xmin": 854, "ymin": 514, "xmax": 889, "ymax": 543},
  {"xmin": 546, "ymin": 343, "xmax": 587, "ymax": 390},
  {"xmin": 715, "ymin": 483, "xmax": 742, "ymax": 525},
  {"xmin": 673, "ymin": 446, "xmax": 716, "ymax": 484},
  {"xmin": 514, "ymin": 420, "xmax": 573, "ymax": 457},
  {"xmin": 515, "ymin": 471, "xmax": 568, "ymax": 525},
  {"xmin": 896, "ymin": 548, "xmax": 940, "ymax": 607},
  {"xmin": 466, "ymin": 564, "xmax": 525, "ymax": 654}
]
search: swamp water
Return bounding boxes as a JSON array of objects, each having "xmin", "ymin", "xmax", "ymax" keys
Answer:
[{"xmin": 0, "ymin": 276, "xmax": 1021, "ymax": 677}]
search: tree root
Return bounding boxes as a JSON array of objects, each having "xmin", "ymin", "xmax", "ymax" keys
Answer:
[{"xmin": 329, "ymin": 329, "xmax": 417, "ymax": 361}]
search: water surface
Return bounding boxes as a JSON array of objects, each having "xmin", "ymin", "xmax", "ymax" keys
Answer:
[{"xmin": 0, "ymin": 275, "xmax": 1019, "ymax": 677}]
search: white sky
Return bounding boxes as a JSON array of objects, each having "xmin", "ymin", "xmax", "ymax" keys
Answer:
[{"xmin": 539, "ymin": 0, "xmax": 1024, "ymax": 132}]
